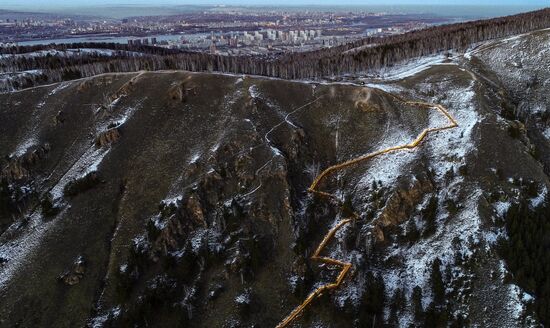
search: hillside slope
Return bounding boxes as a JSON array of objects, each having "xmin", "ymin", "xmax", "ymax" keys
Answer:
[{"xmin": 0, "ymin": 29, "xmax": 549, "ymax": 327}]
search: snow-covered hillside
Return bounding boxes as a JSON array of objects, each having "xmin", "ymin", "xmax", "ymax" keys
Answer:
[{"xmin": 1, "ymin": 28, "xmax": 550, "ymax": 328}]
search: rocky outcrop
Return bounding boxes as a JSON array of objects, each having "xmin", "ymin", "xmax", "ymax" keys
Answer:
[
  {"xmin": 63, "ymin": 171, "xmax": 101, "ymax": 197},
  {"xmin": 287, "ymin": 128, "xmax": 306, "ymax": 161},
  {"xmin": 374, "ymin": 174, "xmax": 434, "ymax": 241},
  {"xmin": 186, "ymin": 194, "xmax": 206, "ymax": 227},
  {"xmin": 149, "ymin": 210, "xmax": 186, "ymax": 258},
  {"xmin": 53, "ymin": 110, "xmax": 65, "ymax": 126},
  {"xmin": 168, "ymin": 81, "xmax": 195, "ymax": 103},
  {"xmin": 95, "ymin": 128, "xmax": 121, "ymax": 148},
  {"xmin": 354, "ymin": 88, "xmax": 384, "ymax": 112},
  {"xmin": 1, "ymin": 143, "xmax": 50, "ymax": 181},
  {"xmin": 58, "ymin": 256, "xmax": 86, "ymax": 286}
]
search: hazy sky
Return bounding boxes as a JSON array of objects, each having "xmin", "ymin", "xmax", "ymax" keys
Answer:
[{"xmin": 2, "ymin": 0, "xmax": 549, "ymax": 7}]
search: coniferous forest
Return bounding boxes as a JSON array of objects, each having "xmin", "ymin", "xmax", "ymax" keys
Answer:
[
  {"xmin": 499, "ymin": 197, "xmax": 550, "ymax": 326},
  {"xmin": 1, "ymin": 8, "xmax": 550, "ymax": 91}
]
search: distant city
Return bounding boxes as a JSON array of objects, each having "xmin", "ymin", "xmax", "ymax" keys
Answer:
[{"xmin": 0, "ymin": 7, "xmax": 460, "ymax": 55}]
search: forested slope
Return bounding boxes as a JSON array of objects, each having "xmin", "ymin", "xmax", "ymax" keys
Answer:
[{"xmin": 1, "ymin": 8, "xmax": 549, "ymax": 92}]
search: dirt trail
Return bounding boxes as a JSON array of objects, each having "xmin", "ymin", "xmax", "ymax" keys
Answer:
[{"xmin": 276, "ymin": 93, "xmax": 458, "ymax": 328}]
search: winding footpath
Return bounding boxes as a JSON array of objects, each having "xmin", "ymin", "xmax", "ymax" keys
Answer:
[{"xmin": 276, "ymin": 92, "xmax": 458, "ymax": 328}]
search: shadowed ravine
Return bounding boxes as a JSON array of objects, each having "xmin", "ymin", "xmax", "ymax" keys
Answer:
[{"xmin": 276, "ymin": 93, "xmax": 459, "ymax": 328}]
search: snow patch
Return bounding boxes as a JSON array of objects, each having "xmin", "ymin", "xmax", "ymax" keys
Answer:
[
  {"xmin": 190, "ymin": 229, "xmax": 206, "ymax": 255},
  {"xmin": 88, "ymin": 306, "xmax": 121, "ymax": 328},
  {"xmin": 48, "ymin": 81, "xmax": 70, "ymax": 96},
  {"xmin": 189, "ymin": 152, "xmax": 201, "ymax": 164},
  {"xmin": 163, "ymin": 195, "xmax": 183, "ymax": 206},
  {"xmin": 248, "ymin": 85, "xmax": 260, "ymax": 98},
  {"xmin": 50, "ymin": 146, "xmax": 110, "ymax": 199},
  {"xmin": 383, "ymin": 189, "xmax": 483, "ymax": 308},
  {"xmin": 375, "ymin": 54, "xmax": 448, "ymax": 81},
  {"xmin": 0, "ymin": 212, "xmax": 54, "ymax": 291},
  {"xmin": 530, "ymin": 185, "xmax": 547, "ymax": 208},
  {"xmin": 494, "ymin": 201, "xmax": 511, "ymax": 217},
  {"xmin": 428, "ymin": 81, "xmax": 478, "ymax": 179},
  {"xmin": 357, "ymin": 126, "xmax": 418, "ymax": 188},
  {"xmin": 365, "ymin": 83, "xmax": 403, "ymax": 93},
  {"xmin": 507, "ymin": 284, "xmax": 528, "ymax": 320},
  {"xmin": 11, "ymin": 138, "xmax": 37, "ymax": 157}
]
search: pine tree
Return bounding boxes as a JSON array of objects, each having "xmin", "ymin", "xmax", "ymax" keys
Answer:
[
  {"xmin": 406, "ymin": 218, "xmax": 420, "ymax": 243},
  {"xmin": 430, "ymin": 258, "xmax": 445, "ymax": 305},
  {"xmin": 0, "ymin": 178, "xmax": 11, "ymax": 217},
  {"xmin": 422, "ymin": 196, "xmax": 438, "ymax": 237},
  {"xmin": 388, "ymin": 288, "xmax": 405, "ymax": 326},
  {"xmin": 412, "ymin": 285, "xmax": 424, "ymax": 323}
]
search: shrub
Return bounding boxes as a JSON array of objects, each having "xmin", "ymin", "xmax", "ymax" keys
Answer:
[
  {"xmin": 41, "ymin": 194, "xmax": 60, "ymax": 217},
  {"xmin": 341, "ymin": 194, "xmax": 355, "ymax": 218},
  {"xmin": 458, "ymin": 164, "xmax": 468, "ymax": 176},
  {"xmin": 445, "ymin": 198, "xmax": 459, "ymax": 216},
  {"xmin": 507, "ymin": 124, "xmax": 521, "ymax": 139}
]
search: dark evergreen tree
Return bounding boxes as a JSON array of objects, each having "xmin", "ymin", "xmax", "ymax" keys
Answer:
[
  {"xmin": 430, "ymin": 258, "xmax": 446, "ymax": 305},
  {"xmin": 41, "ymin": 193, "xmax": 59, "ymax": 217},
  {"xmin": 424, "ymin": 302, "xmax": 448, "ymax": 328},
  {"xmin": 341, "ymin": 193, "xmax": 355, "ymax": 218},
  {"xmin": 0, "ymin": 178, "xmax": 11, "ymax": 217},
  {"xmin": 406, "ymin": 218, "xmax": 420, "ymax": 243},
  {"xmin": 499, "ymin": 195, "xmax": 550, "ymax": 325},
  {"xmin": 388, "ymin": 288, "xmax": 406, "ymax": 326},
  {"xmin": 412, "ymin": 285, "xmax": 424, "ymax": 324},
  {"xmin": 360, "ymin": 272, "xmax": 386, "ymax": 327},
  {"xmin": 422, "ymin": 195, "xmax": 438, "ymax": 237}
]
